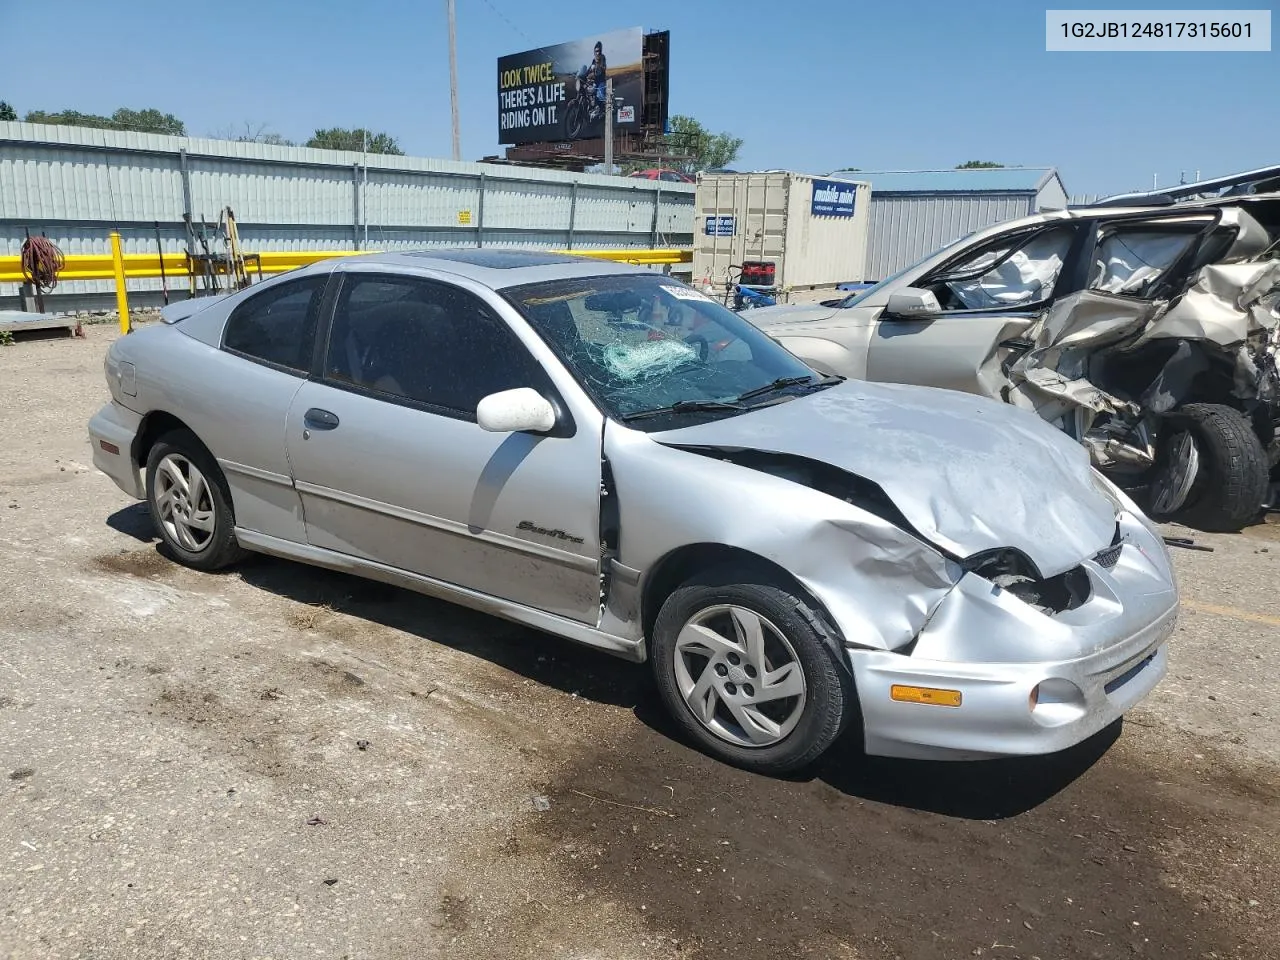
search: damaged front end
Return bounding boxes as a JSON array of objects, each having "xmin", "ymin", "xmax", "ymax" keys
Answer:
[
  {"xmin": 605, "ymin": 416, "xmax": 1178, "ymax": 761},
  {"xmin": 853, "ymin": 479, "xmax": 1178, "ymax": 761}
]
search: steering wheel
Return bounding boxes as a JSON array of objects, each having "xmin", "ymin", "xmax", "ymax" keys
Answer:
[{"xmin": 684, "ymin": 335, "xmax": 710, "ymax": 362}]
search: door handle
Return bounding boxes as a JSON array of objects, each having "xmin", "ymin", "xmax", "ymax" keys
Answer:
[{"xmin": 303, "ymin": 408, "xmax": 340, "ymax": 430}]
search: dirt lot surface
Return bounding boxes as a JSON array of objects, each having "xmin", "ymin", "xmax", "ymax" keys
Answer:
[{"xmin": 2, "ymin": 324, "xmax": 1278, "ymax": 960}]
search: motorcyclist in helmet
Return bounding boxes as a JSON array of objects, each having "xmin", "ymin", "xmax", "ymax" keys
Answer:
[{"xmin": 584, "ymin": 41, "xmax": 607, "ymax": 120}]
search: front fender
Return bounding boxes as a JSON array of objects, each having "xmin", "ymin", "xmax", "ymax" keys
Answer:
[{"xmin": 602, "ymin": 426, "xmax": 959, "ymax": 654}]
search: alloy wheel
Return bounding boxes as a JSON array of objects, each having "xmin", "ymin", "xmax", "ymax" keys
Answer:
[
  {"xmin": 153, "ymin": 453, "xmax": 217, "ymax": 553},
  {"xmin": 673, "ymin": 604, "xmax": 807, "ymax": 748}
]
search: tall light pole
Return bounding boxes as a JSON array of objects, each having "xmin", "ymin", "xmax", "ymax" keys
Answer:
[{"xmin": 447, "ymin": 0, "xmax": 461, "ymax": 161}]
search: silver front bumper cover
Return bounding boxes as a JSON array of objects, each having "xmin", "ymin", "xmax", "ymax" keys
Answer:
[
  {"xmin": 849, "ymin": 525, "xmax": 1178, "ymax": 761},
  {"xmin": 851, "ymin": 604, "xmax": 1174, "ymax": 760}
]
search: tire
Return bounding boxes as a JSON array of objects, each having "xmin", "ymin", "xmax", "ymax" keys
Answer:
[
  {"xmin": 565, "ymin": 100, "xmax": 586, "ymax": 140},
  {"xmin": 1152, "ymin": 403, "xmax": 1268, "ymax": 532},
  {"xmin": 650, "ymin": 566, "xmax": 855, "ymax": 775},
  {"xmin": 144, "ymin": 429, "xmax": 247, "ymax": 571}
]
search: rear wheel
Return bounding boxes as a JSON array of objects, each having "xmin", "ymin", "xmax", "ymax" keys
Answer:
[
  {"xmin": 1149, "ymin": 403, "xmax": 1268, "ymax": 532},
  {"xmin": 650, "ymin": 567, "xmax": 854, "ymax": 774},
  {"xmin": 145, "ymin": 430, "xmax": 247, "ymax": 570}
]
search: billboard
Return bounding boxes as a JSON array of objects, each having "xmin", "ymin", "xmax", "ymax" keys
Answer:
[{"xmin": 498, "ymin": 27, "xmax": 645, "ymax": 145}]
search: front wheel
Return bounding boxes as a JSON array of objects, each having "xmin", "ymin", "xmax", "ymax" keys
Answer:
[
  {"xmin": 650, "ymin": 567, "xmax": 855, "ymax": 775},
  {"xmin": 1148, "ymin": 403, "xmax": 1268, "ymax": 532}
]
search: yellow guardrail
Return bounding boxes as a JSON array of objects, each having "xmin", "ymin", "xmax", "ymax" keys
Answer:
[
  {"xmin": 0, "ymin": 246, "xmax": 691, "ymax": 284},
  {"xmin": 3, "ymin": 239, "xmax": 692, "ymax": 335}
]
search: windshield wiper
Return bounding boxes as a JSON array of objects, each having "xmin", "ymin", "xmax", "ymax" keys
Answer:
[
  {"xmin": 620, "ymin": 399, "xmax": 746, "ymax": 422},
  {"xmin": 736, "ymin": 374, "xmax": 844, "ymax": 403}
]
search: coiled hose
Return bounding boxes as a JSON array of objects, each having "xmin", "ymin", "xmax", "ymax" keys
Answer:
[{"xmin": 21, "ymin": 236, "xmax": 65, "ymax": 293}]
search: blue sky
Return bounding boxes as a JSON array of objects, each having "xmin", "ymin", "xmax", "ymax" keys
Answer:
[{"xmin": 1, "ymin": 0, "xmax": 1274, "ymax": 196}]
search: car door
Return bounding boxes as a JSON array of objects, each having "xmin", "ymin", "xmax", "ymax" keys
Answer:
[
  {"xmin": 182, "ymin": 273, "xmax": 331, "ymax": 544},
  {"xmin": 284, "ymin": 269, "xmax": 604, "ymax": 624},
  {"xmin": 865, "ymin": 224, "xmax": 1082, "ymax": 397}
]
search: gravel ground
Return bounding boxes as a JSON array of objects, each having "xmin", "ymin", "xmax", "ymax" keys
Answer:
[{"xmin": 1, "ymin": 324, "xmax": 1277, "ymax": 960}]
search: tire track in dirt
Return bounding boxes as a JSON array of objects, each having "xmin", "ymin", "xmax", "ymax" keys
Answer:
[{"xmin": 523, "ymin": 714, "xmax": 1280, "ymax": 959}]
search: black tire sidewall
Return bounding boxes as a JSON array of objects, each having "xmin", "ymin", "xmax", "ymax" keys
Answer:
[
  {"xmin": 144, "ymin": 430, "xmax": 243, "ymax": 571},
  {"xmin": 565, "ymin": 102, "xmax": 584, "ymax": 139},
  {"xmin": 650, "ymin": 574, "xmax": 853, "ymax": 775},
  {"xmin": 1157, "ymin": 403, "xmax": 1268, "ymax": 531}
]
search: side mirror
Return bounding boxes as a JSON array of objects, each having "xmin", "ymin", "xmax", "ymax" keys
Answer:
[
  {"xmin": 477, "ymin": 388, "xmax": 557, "ymax": 434},
  {"xmin": 885, "ymin": 287, "xmax": 943, "ymax": 319}
]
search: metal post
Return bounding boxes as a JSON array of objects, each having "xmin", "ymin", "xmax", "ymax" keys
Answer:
[
  {"xmin": 362, "ymin": 130, "xmax": 369, "ymax": 248},
  {"xmin": 447, "ymin": 0, "xmax": 461, "ymax": 161},
  {"xmin": 651, "ymin": 185, "xmax": 660, "ymax": 248},
  {"xmin": 179, "ymin": 150, "xmax": 196, "ymax": 298},
  {"xmin": 352, "ymin": 164, "xmax": 362, "ymax": 250},
  {"xmin": 567, "ymin": 181, "xmax": 578, "ymax": 249},
  {"xmin": 178, "ymin": 149, "xmax": 194, "ymax": 222},
  {"xmin": 476, "ymin": 172, "xmax": 486, "ymax": 248},
  {"xmin": 110, "ymin": 231, "xmax": 130, "ymax": 335},
  {"xmin": 603, "ymin": 77, "xmax": 614, "ymax": 174}
]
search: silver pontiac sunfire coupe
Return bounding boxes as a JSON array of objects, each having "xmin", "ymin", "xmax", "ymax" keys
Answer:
[{"xmin": 89, "ymin": 250, "xmax": 1178, "ymax": 774}]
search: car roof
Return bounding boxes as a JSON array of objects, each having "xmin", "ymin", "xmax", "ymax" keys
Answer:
[{"xmin": 289, "ymin": 247, "xmax": 655, "ymax": 289}]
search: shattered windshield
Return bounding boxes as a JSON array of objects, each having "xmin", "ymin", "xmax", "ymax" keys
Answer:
[{"xmin": 503, "ymin": 273, "xmax": 824, "ymax": 426}]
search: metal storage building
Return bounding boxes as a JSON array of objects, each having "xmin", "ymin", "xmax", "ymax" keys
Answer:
[
  {"xmin": 0, "ymin": 121, "xmax": 695, "ymax": 310},
  {"xmin": 841, "ymin": 167, "xmax": 1068, "ymax": 281}
]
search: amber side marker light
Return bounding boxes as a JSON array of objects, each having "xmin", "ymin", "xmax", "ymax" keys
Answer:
[
  {"xmin": 99, "ymin": 440, "xmax": 120, "ymax": 455},
  {"xmin": 890, "ymin": 685, "xmax": 962, "ymax": 707}
]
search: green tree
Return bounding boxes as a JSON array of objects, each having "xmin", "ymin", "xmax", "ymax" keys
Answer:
[
  {"xmin": 0, "ymin": 101, "xmax": 16, "ymax": 122},
  {"xmin": 23, "ymin": 107, "xmax": 185, "ymax": 135},
  {"xmin": 956, "ymin": 160, "xmax": 1004, "ymax": 169},
  {"xmin": 305, "ymin": 128, "xmax": 404, "ymax": 155},
  {"xmin": 657, "ymin": 115, "xmax": 743, "ymax": 174}
]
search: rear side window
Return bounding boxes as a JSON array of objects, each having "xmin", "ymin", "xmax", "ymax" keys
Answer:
[
  {"xmin": 223, "ymin": 277, "xmax": 327, "ymax": 373},
  {"xmin": 1089, "ymin": 229, "xmax": 1199, "ymax": 299}
]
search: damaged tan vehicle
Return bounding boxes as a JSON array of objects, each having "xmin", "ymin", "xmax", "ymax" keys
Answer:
[{"xmin": 746, "ymin": 166, "xmax": 1280, "ymax": 531}]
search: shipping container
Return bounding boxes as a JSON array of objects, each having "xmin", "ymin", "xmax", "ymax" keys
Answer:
[{"xmin": 692, "ymin": 172, "xmax": 871, "ymax": 296}]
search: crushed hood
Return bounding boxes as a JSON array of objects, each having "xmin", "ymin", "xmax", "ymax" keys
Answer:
[{"xmin": 652, "ymin": 380, "xmax": 1118, "ymax": 577}]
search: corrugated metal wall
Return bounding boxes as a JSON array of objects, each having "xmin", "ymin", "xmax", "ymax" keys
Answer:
[
  {"xmin": 1, "ymin": 121, "xmax": 694, "ymax": 306},
  {"xmin": 864, "ymin": 193, "xmax": 1034, "ymax": 281}
]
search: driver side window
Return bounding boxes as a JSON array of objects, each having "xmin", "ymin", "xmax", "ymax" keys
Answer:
[
  {"xmin": 323, "ymin": 274, "xmax": 545, "ymax": 419},
  {"xmin": 922, "ymin": 226, "xmax": 1076, "ymax": 312}
]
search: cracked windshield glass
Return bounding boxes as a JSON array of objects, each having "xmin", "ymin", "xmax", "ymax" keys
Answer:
[{"xmin": 506, "ymin": 274, "xmax": 829, "ymax": 424}]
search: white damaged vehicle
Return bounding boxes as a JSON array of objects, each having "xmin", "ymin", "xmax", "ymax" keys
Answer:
[
  {"xmin": 746, "ymin": 166, "xmax": 1280, "ymax": 532},
  {"xmin": 89, "ymin": 252, "xmax": 1176, "ymax": 772}
]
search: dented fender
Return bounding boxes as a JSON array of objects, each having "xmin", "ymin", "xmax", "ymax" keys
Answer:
[{"xmin": 601, "ymin": 425, "xmax": 961, "ymax": 656}]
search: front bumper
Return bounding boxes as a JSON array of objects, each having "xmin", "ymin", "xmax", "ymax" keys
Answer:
[
  {"xmin": 88, "ymin": 401, "xmax": 144, "ymax": 500},
  {"xmin": 849, "ymin": 515, "xmax": 1178, "ymax": 761}
]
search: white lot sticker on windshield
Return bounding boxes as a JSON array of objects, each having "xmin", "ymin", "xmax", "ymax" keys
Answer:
[{"xmin": 661, "ymin": 284, "xmax": 715, "ymax": 303}]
